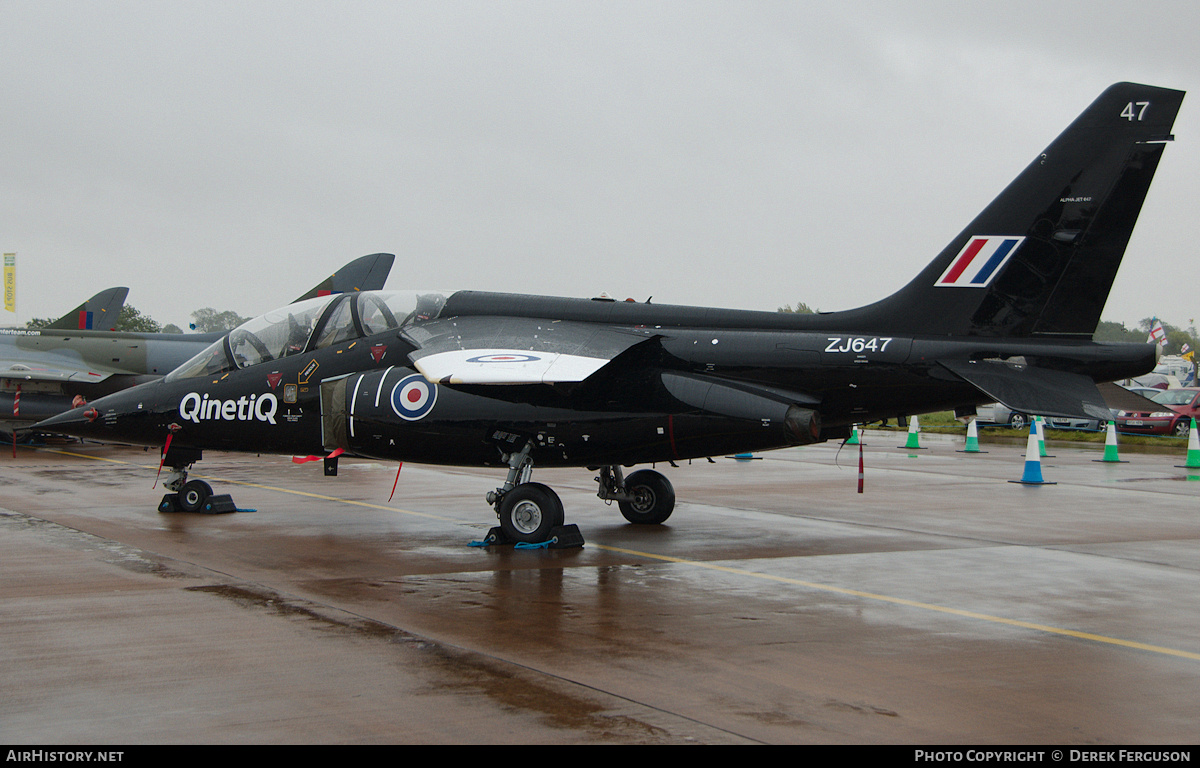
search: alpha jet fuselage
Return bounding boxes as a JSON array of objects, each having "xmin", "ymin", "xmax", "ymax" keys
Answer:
[
  {"xmin": 77, "ymin": 289, "xmax": 1157, "ymax": 468},
  {"xmin": 36, "ymin": 82, "xmax": 1184, "ymax": 542}
]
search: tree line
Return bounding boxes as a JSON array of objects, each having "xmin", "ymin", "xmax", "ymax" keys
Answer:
[{"xmin": 25, "ymin": 306, "xmax": 250, "ymax": 333}]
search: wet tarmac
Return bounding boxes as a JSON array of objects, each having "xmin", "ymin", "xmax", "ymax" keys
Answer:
[{"xmin": 2, "ymin": 430, "xmax": 1199, "ymax": 744}]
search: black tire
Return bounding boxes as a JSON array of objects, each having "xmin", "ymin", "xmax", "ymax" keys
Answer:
[
  {"xmin": 499, "ymin": 482, "xmax": 564, "ymax": 543},
  {"xmin": 178, "ymin": 480, "xmax": 213, "ymax": 513},
  {"xmin": 1173, "ymin": 419, "xmax": 1190, "ymax": 438},
  {"xmin": 618, "ymin": 470, "xmax": 675, "ymax": 525},
  {"xmin": 1008, "ymin": 412, "xmax": 1028, "ymax": 430}
]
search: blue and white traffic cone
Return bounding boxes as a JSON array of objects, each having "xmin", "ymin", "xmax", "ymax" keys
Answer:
[
  {"xmin": 957, "ymin": 417, "xmax": 986, "ymax": 453},
  {"xmin": 1010, "ymin": 419, "xmax": 1056, "ymax": 485},
  {"xmin": 1093, "ymin": 421, "xmax": 1127, "ymax": 463}
]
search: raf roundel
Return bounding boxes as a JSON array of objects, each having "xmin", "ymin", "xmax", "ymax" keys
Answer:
[
  {"xmin": 466, "ymin": 353, "xmax": 542, "ymax": 363},
  {"xmin": 390, "ymin": 374, "xmax": 437, "ymax": 421}
]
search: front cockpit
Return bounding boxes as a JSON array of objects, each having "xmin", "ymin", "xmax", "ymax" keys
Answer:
[{"xmin": 165, "ymin": 290, "xmax": 448, "ymax": 381}]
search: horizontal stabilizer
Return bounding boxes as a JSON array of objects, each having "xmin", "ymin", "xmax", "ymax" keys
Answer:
[
  {"xmin": 404, "ymin": 316, "xmax": 653, "ymax": 385},
  {"xmin": 941, "ymin": 359, "xmax": 1111, "ymax": 421},
  {"xmin": 1096, "ymin": 381, "xmax": 1167, "ymax": 414}
]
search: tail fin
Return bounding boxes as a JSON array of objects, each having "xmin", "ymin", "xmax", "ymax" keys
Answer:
[
  {"xmin": 45, "ymin": 287, "xmax": 129, "ymax": 331},
  {"xmin": 291, "ymin": 253, "xmax": 395, "ymax": 303},
  {"xmin": 847, "ymin": 82, "xmax": 1184, "ymax": 338}
]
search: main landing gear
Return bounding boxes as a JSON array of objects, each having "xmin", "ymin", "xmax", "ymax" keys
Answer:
[
  {"xmin": 485, "ymin": 442, "xmax": 575, "ymax": 545},
  {"xmin": 484, "ymin": 442, "xmax": 676, "ymax": 546}
]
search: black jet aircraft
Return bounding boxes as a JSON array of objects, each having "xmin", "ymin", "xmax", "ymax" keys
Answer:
[
  {"xmin": 38, "ymin": 83, "xmax": 1183, "ymax": 544},
  {"xmin": 2, "ymin": 254, "xmax": 394, "ymax": 434}
]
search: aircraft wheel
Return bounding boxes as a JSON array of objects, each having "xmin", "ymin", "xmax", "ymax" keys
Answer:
[
  {"xmin": 499, "ymin": 482, "xmax": 564, "ymax": 543},
  {"xmin": 618, "ymin": 470, "xmax": 675, "ymax": 525},
  {"xmin": 178, "ymin": 480, "xmax": 213, "ymax": 513}
]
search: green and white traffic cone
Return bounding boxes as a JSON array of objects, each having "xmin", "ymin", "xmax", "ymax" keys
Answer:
[
  {"xmin": 899, "ymin": 415, "xmax": 925, "ymax": 450},
  {"xmin": 1093, "ymin": 421, "xmax": 1127, "ymax": 463},
  {"xmin": 847, "ymin": 424, "xmax": 861, "ymax": 445},
  {"xmin": 1010, "ymin": 418, "xmax": 1056, "ymax": 485},
  {"xmin": 1176, "ymin": 418, "xmax": 1200, "ymax": 469},
  {"xmin": 1036, "ymin": 416, "xmax": 1054, "ymax": 458},
  {"xmin": 957, "ymin": 417, "xmax": 986, "ymax": 453}
]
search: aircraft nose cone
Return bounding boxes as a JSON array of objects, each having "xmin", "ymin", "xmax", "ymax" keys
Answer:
[
  {"xmin": 34, "ymin": 406, "xmax": 103, "ymax": 437},
  {"xmin": 33, "ymin": 384, "xmax": 166, "ymax": 445}
]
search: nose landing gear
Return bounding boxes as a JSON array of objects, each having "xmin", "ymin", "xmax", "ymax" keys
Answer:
[{"xmin": 157, "ymin": 447, "xmax": 239, "ymax": 514}]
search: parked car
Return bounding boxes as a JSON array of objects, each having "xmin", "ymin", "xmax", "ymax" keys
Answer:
[
  {"xmin": 1115, "ymin": 387, "xmax": 1200, "ymax": 437},
  {"xmin": 977, "ymin": 402, "xmax": 1099, "ymax": 431}
]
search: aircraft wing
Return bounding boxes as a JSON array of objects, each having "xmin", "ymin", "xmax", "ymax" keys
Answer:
[
  {"xmin": 403, "ymin": 316, "xmax": 655, "ymax": 385},
  {"xmin": 940, "ymin": 359, "xmax": 1112, "ymax": 421},
  {"xmin": 0, "ymin": 356, "xmax": 113, "ymax": 384}
]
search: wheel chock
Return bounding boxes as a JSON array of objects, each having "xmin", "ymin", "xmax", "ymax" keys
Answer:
[
  {"xmin": 474, "ymin": 524, "xmax": 585, "ymax": 549},
  {"xmin": 200, "ymin": 494, "xmax": 238, "ymax": 514},
  {"xmin": 547, "ymin": 524, "xmax": 585, "ymax": 549},
  {"xmin": 158, "ymin": 492, "xmax": 242, "ymax": 514}
]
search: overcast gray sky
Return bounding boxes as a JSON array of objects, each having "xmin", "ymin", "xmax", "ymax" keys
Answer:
[{"xmin": 3, "ymin": 1, "xmax": 1197, "ymax": 332}]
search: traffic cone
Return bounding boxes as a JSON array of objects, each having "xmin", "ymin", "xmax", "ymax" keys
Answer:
[
  {"xmin": 1093, "ymin": 421, "xmax": 1127, "ymax": 463},
  {"xmin": 1036, "ymin": 416, "xmax": 1053, "ymax": 457},
  {"xmin": 1010, "ymin": 419, "xmax": 1056, "ymax": 485},
  {"xmin": 1175, "ymin": 418, "xmax": 1200, "ymax": 469},
  {"xmin": 899, "ymin": 415, "xmax": 925, "ymax": 449},
  {"xmin": 847, "ymin": 425, "xmax": 861, "ymax": 445},
  {"xmin": 957, "ymin": 418, "xmax": 986, "ymax": 453}
]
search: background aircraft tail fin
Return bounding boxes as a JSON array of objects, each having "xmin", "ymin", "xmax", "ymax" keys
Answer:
[
  {"xmin": 45, "ymin": 287, "xmax": 129, "ymax": 331},
  {"xmin": 845, "ymin": 82, "xmax": 1184, "ymax": 338},
  {"xmin": 291, "ymin": 253, "xmax": 395, "ymax": 303}
]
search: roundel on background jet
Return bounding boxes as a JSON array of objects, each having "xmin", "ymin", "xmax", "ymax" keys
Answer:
[{"xmin": 391, "ymin": 374, "xmax": 437, "ymax": 421}]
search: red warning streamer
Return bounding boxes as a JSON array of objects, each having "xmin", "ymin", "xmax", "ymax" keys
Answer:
[
  {"xmin": 11, "ymin": 384, "xmax": 18, "ymax": 458},
  {"xmin": 388, "ymin": 463, "xmax": 403, "ymax": 502},
  {"xmin": 153, "ymin": 424, "xmax": 184, "ymax": 488},
  {"xmin": 857, "ymin": 442, "xmax": 864, "ymax": 494},
  {"xmin": 291, "ymin": 447, "xmax": 345, "ymax": 464},
  {"xmin": 154, "ymin": 433, "xmax": 174, "ymax": 489}
]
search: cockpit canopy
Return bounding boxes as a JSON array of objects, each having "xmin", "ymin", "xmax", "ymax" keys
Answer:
[{"xmin": 165, "ymin": 290, "xmax": 448, "ymax": 381}]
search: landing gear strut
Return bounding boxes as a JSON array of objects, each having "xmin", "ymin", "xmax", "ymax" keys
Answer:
[
  {"xmin": 481, "ymin": 444, "xmax": 677, "ymax": 546},
  {"xmin": 158, "ymin": 449, "xmax": 237, "ymax": 514},
  {"xmin": 595, "ymin": 466, "xmax": 676, "ymax": 524},
  {"xmin": 484, "ymin": 441, "xmax": 579, "ymax": 546}
]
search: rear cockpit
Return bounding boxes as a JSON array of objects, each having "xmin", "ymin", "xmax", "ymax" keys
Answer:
[{"xmin": 165, "ymin": 291, "xmax": 448, "ymax": 381}]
